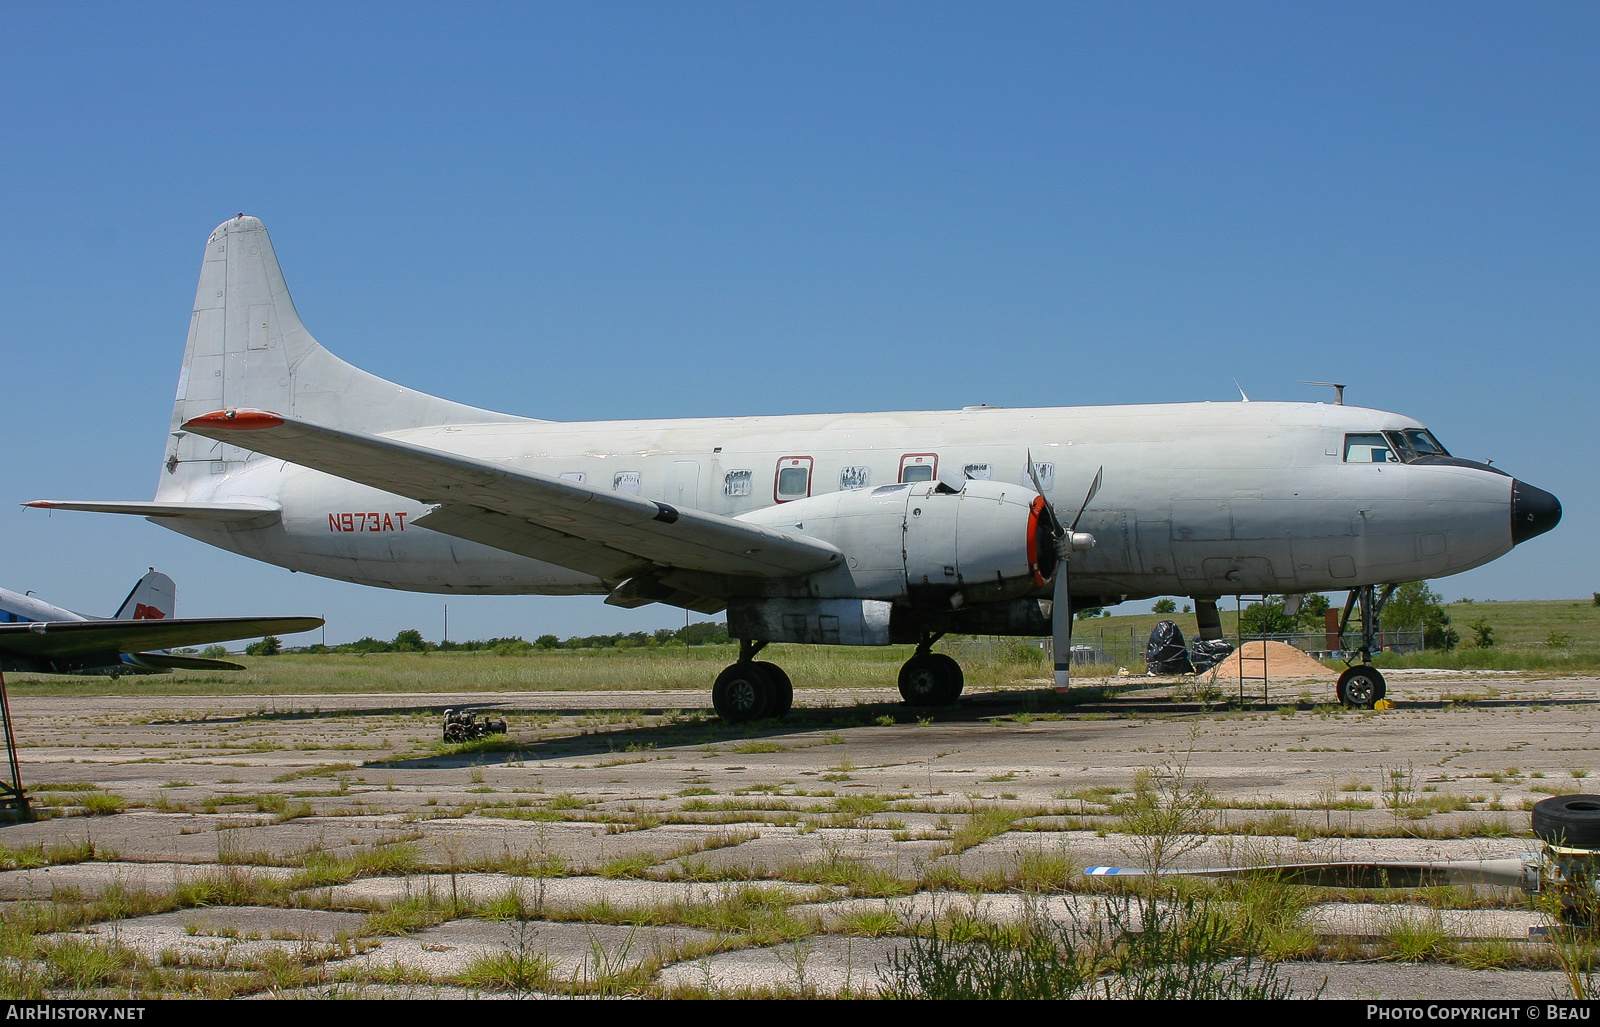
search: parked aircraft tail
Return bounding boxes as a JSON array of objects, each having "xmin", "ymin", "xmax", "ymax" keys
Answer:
[
  {"xmin": 158, "ymin": 215, "xmax": 528, "ymax": 501},
  {"xmin": 112, "ymin": 569, "xmax": 174, "ymax": 621}
]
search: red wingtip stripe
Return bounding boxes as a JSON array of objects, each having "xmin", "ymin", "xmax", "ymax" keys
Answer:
[{"xmin": 183, "ymin": 408, "xmax": 286, "ymax": 431}]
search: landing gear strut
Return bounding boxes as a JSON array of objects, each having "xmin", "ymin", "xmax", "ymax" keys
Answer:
[
  {"xmin": 712, "ymin": 639, "xmax": 794, "ymax": 724},
  {"xmin": 1334, "ymin": 583, "xmax": 1394, "ymax": 709},
  {"xmin": 898, "ymin": 632, "xmax": 964, "ymax": 706}
]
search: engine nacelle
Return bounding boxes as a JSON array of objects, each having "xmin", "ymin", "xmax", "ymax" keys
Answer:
[{"xmin": 737, "ymin": 479, "xmax": 1056, "ymax": 606}]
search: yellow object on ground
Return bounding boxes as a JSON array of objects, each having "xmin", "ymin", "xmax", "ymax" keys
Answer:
[{"xmin": 1374, "ymin": 698, "xmax": 1395, "ymax": 710}]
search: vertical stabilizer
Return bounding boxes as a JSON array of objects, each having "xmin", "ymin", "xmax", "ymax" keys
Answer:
[
  {"xmin": 113, "ymin": 570, "xmax": 175, "ymax": 620},
  {"xmin": 160, "ymin": 215, "xmax": 527, "ymax": 498}
]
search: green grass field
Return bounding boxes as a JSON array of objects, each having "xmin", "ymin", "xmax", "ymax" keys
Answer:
[{"xmin": 6, "ymin": 598, "xmax": 1595, "ymax": 696}]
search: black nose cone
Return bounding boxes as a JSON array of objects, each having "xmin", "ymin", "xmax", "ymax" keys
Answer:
[{"xmin": 1511, "ymin": 480, "xmax": 1561, "ymax": 545}]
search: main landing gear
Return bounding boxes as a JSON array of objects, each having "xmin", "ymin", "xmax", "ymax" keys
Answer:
[
  {"xmin": 712, "ymin": 640, "xmax": 794, "ymax": 724},
  {"xmin": 710, "ymin": 635, "xmax": 968, "ymax": 723},
  {"xmin": 897, "ymin": 632, "xmax": 964, "ymax": 707},
  {"xmin": 1334, "ymin": 583, "xmax": 1393, "ymax": 710}
]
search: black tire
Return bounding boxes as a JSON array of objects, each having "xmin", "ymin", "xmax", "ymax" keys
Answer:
[
  {"xmin": 899, "ymin": 653, "xmax": 961, "ymax": 706},
  {"xmin": 755, "ymin": 662, "xmax": 793, "ymax": 719},
  {"xmin": 1336, "ymin": 665, "xmax": 1386, "ymax": 709},
  {"xmin": 929, "ymin": 653, "xmax": 964, "ymax": 702},
  {"xmin": 713, "ymin": 662, "xmax": 774, "ymax": 723},
  {"xmin": 1532, "ymin": 794, "xmax": 1600, "ymax": 848}
]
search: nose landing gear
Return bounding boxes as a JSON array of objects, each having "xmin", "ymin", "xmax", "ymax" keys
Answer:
[
  {"xmin": 1334, "ymin": 584, "xmax": 1394, "ymax": 709},
  {"xmin": 711, "ymin": 640, "xmax": 795, "ymax": 723}
]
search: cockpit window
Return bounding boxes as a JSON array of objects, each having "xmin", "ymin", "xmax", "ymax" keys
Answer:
[
  {"xmin": 1345, "ymin": 429, "xmax": 1451, "ymax": 464},
  {"xmin": 1388, "ymin": 429, "xmax": 1449, "ymax": 461},
  {"xmin": 1344, "ymin": 433, "xmax": 1394, "ymax": 463}
]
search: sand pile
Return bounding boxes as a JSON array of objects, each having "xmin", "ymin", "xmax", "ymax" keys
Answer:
[{"xmin": 1210, "ymin": 640, "xmax": 1336, "ymax": 681}]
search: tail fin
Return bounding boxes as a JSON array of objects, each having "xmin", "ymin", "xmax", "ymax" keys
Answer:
[
  {"xmin": 160, "ymin": 215, "xmax": 528, "ymax": 497},
  {"xmin": 114, "ymin": 569, "xmax": 175, "ymax": 620}
]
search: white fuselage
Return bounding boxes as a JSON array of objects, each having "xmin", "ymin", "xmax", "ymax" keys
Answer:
[{"xmin": 157, "ymin": 399, "xmax": 1514, "ymax": 601}]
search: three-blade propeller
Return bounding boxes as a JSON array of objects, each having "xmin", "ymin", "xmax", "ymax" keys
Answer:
[{"xmin": 1027, "ymin": 453, "xmax": 1101, "ymax": 692}]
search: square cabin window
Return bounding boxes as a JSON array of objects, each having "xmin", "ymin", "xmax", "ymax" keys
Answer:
[
  {"xmin": 1343, "ymin": 433, "xmax": 1394, "ymax": 463},
  {"xmin": 838, "ymin": 466, "xmax": 871, "ymax": 490},
  {"xmin": 778, "ymin": 465, "xmax": 810, "ymax": 498},
  {"xmin": 612, "ymin": 471, "xmax": 641, "ymax": 495}
]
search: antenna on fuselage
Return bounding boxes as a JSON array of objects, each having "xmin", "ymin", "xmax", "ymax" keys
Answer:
[
  {"xmin": 1301, "ymin": 381, "xmax": 1346, "ymax": 405},
  {"xmin": 1233, "ymin": 379, "xmax": 1250, "ymax": 402}
]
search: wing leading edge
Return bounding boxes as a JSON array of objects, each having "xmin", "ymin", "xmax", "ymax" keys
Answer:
[{"xmin": 179, "ymin": 408, "xmax": 844, "ymax": 584}]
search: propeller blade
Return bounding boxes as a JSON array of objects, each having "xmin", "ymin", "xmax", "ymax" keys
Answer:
[
  {"xmin": 1053, "ymin": 557, "xmax": 1072, "ymax": 692},
  {"xmin": 1085, "ymin": 859, "xmax": 1533, "ymax": 891},
  {"xmin": 1068, "ymin": 466, "xmax": 1103, "ymax": 533}
]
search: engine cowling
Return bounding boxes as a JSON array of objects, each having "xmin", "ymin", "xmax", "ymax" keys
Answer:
[{"xmin": 737, "ymin": 479, "xmax": 1057, "ymax": 605}]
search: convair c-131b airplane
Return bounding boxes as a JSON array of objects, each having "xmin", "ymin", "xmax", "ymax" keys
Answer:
[{"xmin": 28, "ymin": 216, "xmax": 1561, "ymax": 720}]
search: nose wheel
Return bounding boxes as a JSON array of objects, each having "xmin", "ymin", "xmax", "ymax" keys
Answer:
[
  {"xmin": 899, "ymin": 634, "xmax": 964, "ymax": 706},
  {"xmin": 711, "ymin": 641, "xmax": 794, "ymax": 723},
  {"xmin": 1334, "ymin": 584, "xmax": 1393, "ymax": 709},
  {"xmin": 1336, "ymin": 665, "xmax": 1386, "ymax": 709}
]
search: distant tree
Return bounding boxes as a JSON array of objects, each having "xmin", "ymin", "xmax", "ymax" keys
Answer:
[
  {"xmin": 535, "ymin": 634, "xmax": 560, "ymax": 649},
  {"xmin": 1239, "ymin": 597, "xmax": 1296, "ymax": 635},
  {"xmin": 1295, "ymin": 593, "xmax": 1331, "ymax": 631},
  {"xmin": 391, "ymin": 628, "xmax": 428, "ymax": 653},
  {"xmin": 301, "ymin": 643, "xmax": 331, "ymax": 655},
  {"xmin": 1150, "ymin": 599, "xmax": 1177, "ymax": 615},
  {"xmin": 1383, "ymin": 581, "xmax": 1459, "ymax": 650},
  {"xmin": 1467, "ymin": 618, "xmax": 1495, "ymax": 648},
  {"xmin": 1074, "ymin": 606, "xmax": 1104, "ymax": 621},
  {"xmin": 1181, "ymin": 604, "xmax": 1191, "ymax": 614},
  {"xmin": 1593, "ymin": 592, "xmax": 1599, "ymax": 608},
  {"xmin": 245, "ymin": 635, "xmax": 282, "ymax": 656},
  {"xmin": 201, "ymin": 644, "xmax": 229, "ymax": 660}
]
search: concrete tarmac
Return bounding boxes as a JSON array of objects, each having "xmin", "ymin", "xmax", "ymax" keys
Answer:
[{"xmin": 4, "ymin": 670, "xmax": 1597, "ymax": 999}]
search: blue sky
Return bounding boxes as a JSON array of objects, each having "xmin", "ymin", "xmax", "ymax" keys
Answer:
[{"xmin": 2, "ymin": 3, "xmax": 1593, "ymax": 644}]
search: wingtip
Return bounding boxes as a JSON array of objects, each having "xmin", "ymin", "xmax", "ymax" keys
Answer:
[{"xmin": 183, "ymin": 408, "xmax": 286, "ymax": 431}]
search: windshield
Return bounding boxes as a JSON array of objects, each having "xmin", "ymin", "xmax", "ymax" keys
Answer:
[
  {"xmin": 1344, "ymin": 429, "xmax": 1451, "ymax": 464},
  {"xmin": 1389, "ymin": 428, "xmax": 1449, "ymax": 460}
]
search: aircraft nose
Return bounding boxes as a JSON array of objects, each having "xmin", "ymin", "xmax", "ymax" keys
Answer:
[{"xmin": 1511, "ymin": 480, "xmax": 1561, "ymax": 545}]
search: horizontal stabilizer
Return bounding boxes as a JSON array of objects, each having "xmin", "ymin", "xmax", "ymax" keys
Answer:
[
  {"xmin": 24, "ymin": 500, "xmax": 281, "ymax": 524},
  {"xmin": 180, "ymin": 408, "xmax": 844, "ymax": 582},
  {"xmin": 0, "ymin": 616, "xmax": 322, "ymax": 660}
]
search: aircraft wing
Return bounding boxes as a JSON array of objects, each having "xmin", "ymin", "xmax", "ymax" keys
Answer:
[
  {"xmin": 179, "ymin": 409, "xmax": 844, "ymax": 582},
  {"xmin": 0, "ymin": 617, "xmax": 323, "ymax": 661},
  {"xmin": 23, "ymin": 500, "xmax": 281, "ymax": 525}
]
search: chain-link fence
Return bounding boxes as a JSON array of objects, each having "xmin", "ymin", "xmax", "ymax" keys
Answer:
[{"xmin": 941, "ymin": 628, "xmax": 1427, "ymax": 670}]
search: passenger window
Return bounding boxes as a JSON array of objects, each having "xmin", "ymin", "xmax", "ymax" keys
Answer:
[
  {"xmin": 838, "ymin": 466, "xmax": 871, "ymax": 490},
  {"xmin": 900, "ymin": 453, "xmax": 938, "ymax": 482},
  {"xmin": 963, "ymin": 463, "xmax": 992, "ymax": 480},
  {"xmin": 775, "ymin": 456, "xmax": 812, "ymax": 501},
  {"xmin": 723, "ymin": 469, "xmax": 752, "ymax": 497},
  {"xmin": 1029, "ymin": 461, "xmax": 1055, "ymax": 492},
  {"xmin": 1343, "ymin": 433, "xmax": 1393, "ymax": 463},
  {"xmin": 612, "ymin": 471, "xmax": 640, "ymax": 495},
  {"xmin": 559, "ymin": 472, "xmax": 586, "ymax": 483}
]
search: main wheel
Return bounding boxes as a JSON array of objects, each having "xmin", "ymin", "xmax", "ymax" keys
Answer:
[
  {"xmin": 929, "ymin": 652, "xmax": 964, "ymax": 702},
  {"xmin": 1336, "ymin": 665, "xmax": 1386, "ymax": 709},
  {"xmin": 755, "ymin": 662, "xmax": 793, "ymax": 719},
  {"xmin": 1532, "ymin": 794, "xmax": 1600, "ymax": 848},
  {"xmin": 899, "ymin": 653, "xmax": 962, "ymax": 706},
  {"xmin": 712, "ymin": 662, "xmax": 774, "ymax": 723}
]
